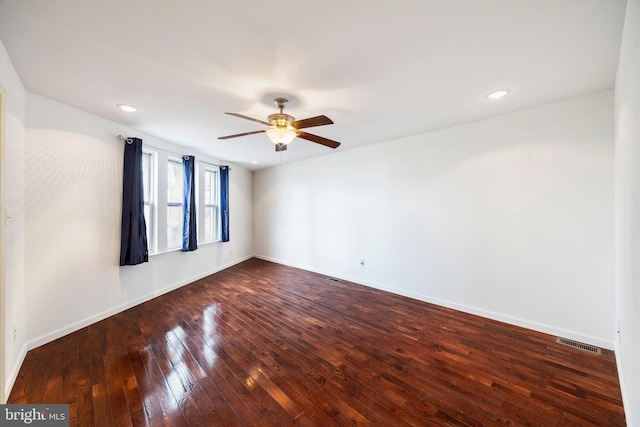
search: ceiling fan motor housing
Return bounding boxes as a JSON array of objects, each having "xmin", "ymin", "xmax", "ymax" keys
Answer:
[{"xmin": 268, "ymin": 113, "xmax": 296, "ymax": 128}]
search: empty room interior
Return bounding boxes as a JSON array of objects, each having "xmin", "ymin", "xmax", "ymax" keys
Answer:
[{"xmin": 1, "ymin": 0, "xmax": 640, "ymax": 425}]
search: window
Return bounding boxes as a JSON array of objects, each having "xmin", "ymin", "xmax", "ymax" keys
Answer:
[
  {"xmin": 203, "ymin": 167, "xmax": 219, "ymax": 242},
  {"xmin": 141, "ymin": 151, "xmax": 155, "ymax": 253},
  {"xmin": 167, "ymin": 159, "xmax": 183, "ymax": 249},
  {"xmin": 141, "ymin": 151, "xmax": 221, "ymax": 254}
]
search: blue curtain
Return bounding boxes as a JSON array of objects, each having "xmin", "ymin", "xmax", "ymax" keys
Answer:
[
  {"xmin": 119, "ymin": 137, "xmax": 148, "ymax": 266},
  {"xmin": 182, "ymin": 156, "xmax": 197, "ymax": 251},
  {"xmin": 220, "ymin": 165, "xmax": 230, "ymax": 242}
]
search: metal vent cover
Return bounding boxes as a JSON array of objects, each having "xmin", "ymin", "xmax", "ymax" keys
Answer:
[{"xmin": 556, "ymin": 337, "xmax": 601, "ymax": 355}]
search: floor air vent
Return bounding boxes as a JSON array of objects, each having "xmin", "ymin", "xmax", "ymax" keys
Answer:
[
  {"xmin": 556, "ymin": 337, "xmax": 601, "ymax": 355},
  {"xmin": 327, "ymin": 277, "xmax": 341, "ymax": 282}
]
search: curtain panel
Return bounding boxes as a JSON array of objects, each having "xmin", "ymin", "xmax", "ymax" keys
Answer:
[
  {"xmin": 119, "ymin": 137, "xmax": 149, "ymax": 266},
  {"xmin": 182, "ymin": 156, "xmax": 197, "ymax": 251},
  {"xmin": 220, "ymin": 165, "xmax": 230, "ymax": 242}
]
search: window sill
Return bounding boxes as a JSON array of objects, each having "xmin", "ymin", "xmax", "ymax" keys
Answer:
[
  {"xmin": 148, "ymin": 246, "xmax": 183, "ymax": 257},
  {"xmin": 198, "ymin": 239, "xmax": 222, "ymax": 246},
  {"xmin": 148, "ymin": 240, "xmax": 222, "ymax": 257}
]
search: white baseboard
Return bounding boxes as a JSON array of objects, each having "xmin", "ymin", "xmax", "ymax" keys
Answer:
[
  {"xmin": 615, "ymin": 342, "xmax": 633, "ymax": 427},
  {"xmin": 5, "ymin": 255, "xmax": 253, "ymax": 399},
  {"xmin": 5, "ymin": 343, "xmax": 27, "ymax": 401},
  {"xmin": 254, "ymin": 255, "xmax": 615, "ymax": 350}
]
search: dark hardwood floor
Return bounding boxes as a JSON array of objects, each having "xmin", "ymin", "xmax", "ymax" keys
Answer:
[{"xmin": 9, "ymin": 258, "xmax": 626, "ymax": 426}]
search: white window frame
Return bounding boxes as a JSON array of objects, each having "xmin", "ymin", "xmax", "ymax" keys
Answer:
[
  {"xmin": 142, "ymin": 150, "xmax": 157, "ymax": 254},
  {"xmin": 166, "ymin": 157, "xmax": 184, "ymax": 250},
  {"xmin": 200, "ymin": 165, "xmax": 220, "ymax": 243}
]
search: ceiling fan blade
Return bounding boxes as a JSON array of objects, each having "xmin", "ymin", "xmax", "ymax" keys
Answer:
[
  {"xmin": 218, "ymin": 130, "xmax": 266, "ymax": 140},
  {"xmin": 225, "ymin": 112, "xmax": 270, "ymax": 126},
  {"xmin": 290, "ymin": 115, "xmax": 334, "ymax": 129},
  {"xmin": 298, "ymin": 132, "xmax": 341, "ymax": 148}
]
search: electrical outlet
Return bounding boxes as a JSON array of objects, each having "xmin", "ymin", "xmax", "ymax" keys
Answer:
[{"xmin": 13, "ymin": 325, "xmax": 17, "ymax": 342}]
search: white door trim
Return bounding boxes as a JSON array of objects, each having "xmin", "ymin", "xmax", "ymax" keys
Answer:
[{"xmin": 0, "ymin": 83, "xmax": 6, "ymax": 404}]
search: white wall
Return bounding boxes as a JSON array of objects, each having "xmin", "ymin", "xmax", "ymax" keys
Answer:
[
  {"xmin": 254, "ymin": 91, "xmax": 615, "ymax": 349},
  {"xmin": 615, "ymin": 0, "xmax": 640, "ymax": 423},
  {"xmin": 0, "ymin": 38, "xmax": 27, "ymax": 400},
  {"xmin": 24, "ymin": 93, "xmax": 253, "ymax": 348}
]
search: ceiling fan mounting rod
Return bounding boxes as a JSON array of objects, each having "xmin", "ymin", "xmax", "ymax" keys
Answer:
[{"xmin": 274, "ymin": 97, "xmax": 288, "ymax": 113}]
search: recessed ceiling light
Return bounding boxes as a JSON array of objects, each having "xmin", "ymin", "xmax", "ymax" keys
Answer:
[
  {"xmin": 486, "ymin": 89, "xmax": 510, "ymax": 100},
  {"xmin": 251, "ymin": 160, "xmax": 258, "ymax": 164},
  {"xmin": 117, "ymin": 104, "xmax": 137, "ymax": 112}
]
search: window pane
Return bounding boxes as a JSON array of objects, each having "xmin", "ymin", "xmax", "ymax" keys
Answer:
[
  {"xmin": 144, "ymin": 204, "xmax": 151, "ymax": 248},
  {"xmin": 142, "ymin": 152, "xmax": 155, "ymax": 253},
  {"xmin": 205, "ymin": 170, "xmax": 216, "ymax": 205},
  {"xmin": 203, "ymin": 168, "xmax": 219, "ymax": 243},
  {"xmin": 167, "ymin": 161, "xmax": 183, "ymax": 204},
  {"xmin": 204, "ymin": 206, "xmax": 213, "ymax": 241},
  {"xmin": 167, "ymin": 206, "xmax": 182, "ymax": 248},
  {"xmin": 142, "ymin": 153, "xmax": 151, "ymax": 203},
  {"xmin": 213, "ymin": 207, "xmax": 219, "ymax": 241}
]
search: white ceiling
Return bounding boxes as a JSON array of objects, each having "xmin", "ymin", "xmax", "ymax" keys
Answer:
[{"xmin": 0, "ymin": 0, "xmax": 627, "ymax": 170}]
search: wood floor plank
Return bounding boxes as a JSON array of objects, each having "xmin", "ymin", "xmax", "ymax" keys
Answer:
[
  {"xmin": 8, "ymin": 258, "xmax": 626, "ymax": 426},
  {"xmin": 75, "ymin": 329, "xmax": 94, "ymax": 427},
  {"xmin": 110, "ymin": 324, "xmax": 148, "ymax": 427},
  {"xmin": 175, "ymin": 318, "xmax": 269, "ymax": 426},
  {"xmin": 127, "ymin": 345, "xmax": 170, "ymax": 426}
]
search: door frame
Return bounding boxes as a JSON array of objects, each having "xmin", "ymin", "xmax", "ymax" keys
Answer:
[{"xmin": 0, "ymin": 83, "xmax": 6, "ymax": 403}]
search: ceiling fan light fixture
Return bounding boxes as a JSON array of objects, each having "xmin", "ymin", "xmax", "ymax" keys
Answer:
[{"xmin": 266, "ymin": 127, "xmax": 297, "ymax": 145}]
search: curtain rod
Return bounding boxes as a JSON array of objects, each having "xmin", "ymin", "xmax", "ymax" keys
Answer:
[
  {"xmin": 200, "ymin": 160, "xmax": 230, "ymax": 169},
  {"xmin": 117, "ymin": 134, "xmax": 134, "ymax": 144},
  {"xmin": 118, "ymin": 135, "xmax": 230, "ymax": 169},
  {"xmin": 182, "ymin": 158, "xmax": 230, "ymax": 170}
]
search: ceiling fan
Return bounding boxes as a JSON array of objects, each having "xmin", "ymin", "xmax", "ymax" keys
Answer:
[{"xmin": 218, "ymin": 98, "xmax": 341, "ymax": 152}]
